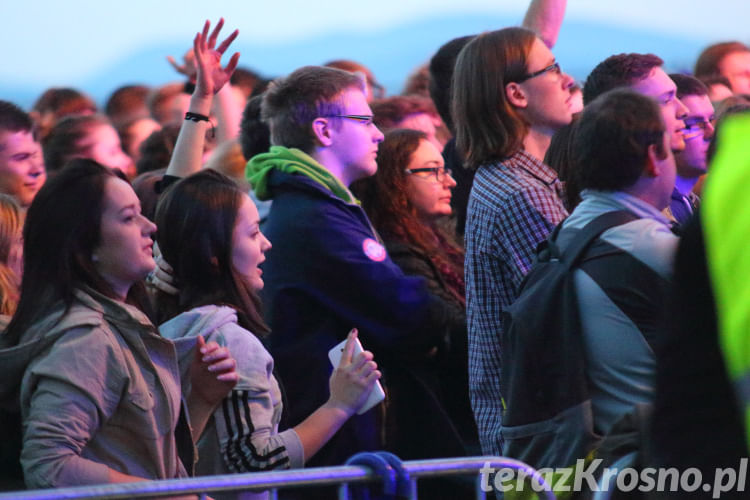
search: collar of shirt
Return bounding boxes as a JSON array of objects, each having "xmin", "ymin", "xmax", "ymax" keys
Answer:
[
  {"xmin": 502, "ymin": 149, "xmax": 561, "ymax": 187},
  {"xmin": 577, "ymin": 189, "xmax": 672, "ymax": 226}
]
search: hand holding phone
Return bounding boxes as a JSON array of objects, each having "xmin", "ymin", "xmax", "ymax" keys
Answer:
[{"xmin": 327, "ymin": 329, "xmax": 384, "ymax": 415}]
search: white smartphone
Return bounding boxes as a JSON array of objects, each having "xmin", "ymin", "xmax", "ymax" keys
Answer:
[{"xmin": 328, "ymin": 335, "xmax": 385, "ymax": 415}]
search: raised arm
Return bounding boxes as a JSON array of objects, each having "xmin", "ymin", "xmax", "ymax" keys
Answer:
[
  {"xmin": 165, "ymin": 19, "xmax": 239, "ymax": 179},
  {"xmin": 522, "ymin": 0, "xmax": 567, "ymax": 48}
]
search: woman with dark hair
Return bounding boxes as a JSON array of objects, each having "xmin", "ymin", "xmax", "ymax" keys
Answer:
[
  {"xmin": 351, "ymin": 128, "xmax": 477, "ymax": 461},
  {"xmin": 43, "ymin": 114, "xmax": 135, "ymax": 178},
  {"xmin": 0, "ymin": 159, "xmax": 237, "ymax": 489},
  {"xmin": 155, "ymin": 170, "xmax": 380, "ymax": 496}
]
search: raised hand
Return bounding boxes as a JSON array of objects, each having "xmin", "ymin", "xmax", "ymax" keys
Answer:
[
  {"xmin": 167, "ymin": 49, "xmax": 197, "ymax": 81},
  {"xmin": 192, "ymin": 18, "xmax": 240, "ymax": 98}
]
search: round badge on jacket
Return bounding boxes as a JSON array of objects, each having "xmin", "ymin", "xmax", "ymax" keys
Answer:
[{"xmin": 362, "ymin": 238, "xmax": 386, "ymax": 262}]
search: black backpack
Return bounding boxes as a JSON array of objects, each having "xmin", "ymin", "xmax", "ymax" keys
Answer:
[{"xmin": 499, "ymin": 210, "xmax": 640, "ymax": 469}]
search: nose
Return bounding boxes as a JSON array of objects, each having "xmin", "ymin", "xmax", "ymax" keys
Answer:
[
  {"xmin": 30, "ymin": 150, "xmax": 45, "ymax": 175},
  {"xmin": 444, "ymin": 171, "xmax": 457, "ymax": 188},
  {"xmin": 704, "ymin": 120, "xmax": 716, "ymax": 141},
  {"xmin": 117, "ymin": 151, "xmax": 133, "ymax": 171},
  {"xmin": 373, "ymin": 125, "xmax": 385, "ymax": 143},
  {"xmin": 261, "ymin": 232, "xmax": 272, "ymax": 252},
  {"xmin": 562, "ymin": 72, "xmax": 575, "ymax": 89},
  {"xmin": 142, "ymin": 217, "xmax": 157, "ymax": 236}
]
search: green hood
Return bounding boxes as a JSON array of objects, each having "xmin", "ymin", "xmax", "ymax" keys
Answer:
[{"xmin": 246, "ymin": 146, "xmax": 358, "ymax": 204}]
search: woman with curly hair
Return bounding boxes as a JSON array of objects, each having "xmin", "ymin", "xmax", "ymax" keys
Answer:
[
  {"xmin": 351, "ymin": 128, "xmax": 478, "ymax": 469},
  {"xmin": 353, "ymin": 128, "xmax": 465, "ymax": 310}
]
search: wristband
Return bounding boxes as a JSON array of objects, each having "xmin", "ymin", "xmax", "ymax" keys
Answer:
[
  {"xmin": 184, "ymin": 112, "xmax": 215, "ymax": 138},
  {"xmin": 185, "ymin": 111, "xmax": 210, "ymax": 122}
]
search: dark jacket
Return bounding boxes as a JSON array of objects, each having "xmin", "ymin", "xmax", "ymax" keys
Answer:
[
  {"xmin": 258, "ymin": 168, "xmax": 453, "ymax": 468},
  {"xmin": 383, "ymin": 239, "xmax": 478, "ymax": 451}
]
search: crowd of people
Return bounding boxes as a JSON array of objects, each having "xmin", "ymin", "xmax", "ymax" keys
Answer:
[{"xmin": 0, "ymin": 1, "xmax": 749, "ymax": 499}]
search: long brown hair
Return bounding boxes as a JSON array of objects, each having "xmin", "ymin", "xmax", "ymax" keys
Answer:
[
  {"xmin": 452, "ymin": 27, "xmax": 536, "ymax": 169},
  {"xmin": 3, "ymin": 160, "xmax": 152, "ymax": 347},
  {"xmin": 154, "ymin": 170, "xmax": 269, "ymax": 336},
  {"xmin": 352, "ymin": 129, "xmax": 465, "ymax": 306},
  {"xmin": 0, "ymin": 195, "xmax": 22, "ymax": 316}
]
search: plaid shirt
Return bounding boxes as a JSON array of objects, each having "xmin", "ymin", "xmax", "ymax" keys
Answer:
[{"xmin": 465, "ymin": 149, "xmax": 568, "ymax": 456}]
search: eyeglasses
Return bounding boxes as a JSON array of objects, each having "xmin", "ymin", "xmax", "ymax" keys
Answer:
[
  {"xmin": 324, "ymin": 114, "xmax": 375, "ymax": 126},
  {"xmin": 683, "ymin": 116, "xmax": 715, "ymax": 132},
  {"xmin": 683, "ymin": 116, "xmax": 715, "ymax": 140},
  {"xmin": 405, "ymin": 167, "xmax": 453, "ymax": 182},
  {"xmin": 517, "ymin": 62, "xmax": 562, "ymax": 83}
]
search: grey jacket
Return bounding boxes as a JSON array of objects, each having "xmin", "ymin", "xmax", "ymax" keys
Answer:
[
  {"xmin": 160, "ymin": 305, "xmax": 304, "ymax": 500},
  {"xmin": 2, "ymin": 288, "xmax": 189, "ymax": 489},
  {"xmin": 557, "ymin": 190, "xmax": 678, "ymax": 435}
]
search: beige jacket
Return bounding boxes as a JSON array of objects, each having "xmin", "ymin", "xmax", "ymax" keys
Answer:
[{"xmin": 18, "ymin": 288, "xmax": 190, "ymax": 488}]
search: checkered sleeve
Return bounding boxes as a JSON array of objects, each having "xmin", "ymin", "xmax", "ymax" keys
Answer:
[{"xmin": 465, "ymin": 165, "xmax": 567, "ymax": 457}]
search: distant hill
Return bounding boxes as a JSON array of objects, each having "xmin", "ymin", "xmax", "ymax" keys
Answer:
[{"xmin": 2, "ymin": 13, "xmax": 710, "ymax": 109}]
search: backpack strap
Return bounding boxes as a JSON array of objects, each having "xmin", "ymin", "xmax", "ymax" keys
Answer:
[{"xmin": 554, "ymin": 210, "xmax": 639, "ymax": 269}]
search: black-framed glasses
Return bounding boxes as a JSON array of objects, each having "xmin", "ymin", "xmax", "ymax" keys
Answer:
[
  {"xmin": 405, "ymin": 167, "xmax": 453, "ymax": 182},
  {"xmin": 683, "ymin": 115, "xmax": 715, "ymax": 140},
  {"xmin": 517, "ymin": 62, "xmax": 562, "ymax": 82},
  {"xmin": 324, "ymin": 114, "xmax": 375, "ymax": 125},
  {"xmin": 683, "ymin": 116, "xmax": 715, "ymax": 132}
]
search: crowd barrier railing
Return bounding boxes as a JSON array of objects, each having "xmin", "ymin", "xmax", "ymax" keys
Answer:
[{"xmin": 0, "ymin": 454, "xmax": 556, "ymax": 500}]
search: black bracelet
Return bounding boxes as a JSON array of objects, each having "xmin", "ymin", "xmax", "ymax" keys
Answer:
[
  {"xmin": 185, "ymin": 111, "xmax": 209, "ymax": 122},
  {"xmin": 184, "ymin": 112, "xmax": 215, "ymax": 138}
]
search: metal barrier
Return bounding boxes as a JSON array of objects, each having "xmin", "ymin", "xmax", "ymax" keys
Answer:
[{"xmin": 0, "ymin": 455, "xmax": 557, "ymax": 500}]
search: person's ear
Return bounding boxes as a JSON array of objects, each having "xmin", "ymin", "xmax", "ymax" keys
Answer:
[
  {"xmin": 505, "ymin": 82, "xmax": 528, "ymax": 109},
  {"xmin": 311, "ymin": 117, "xmax": 334, "ymax": 147},
  {"xmin": 644, "ymin": 143, "xmax": 661, "ymax": 177}
]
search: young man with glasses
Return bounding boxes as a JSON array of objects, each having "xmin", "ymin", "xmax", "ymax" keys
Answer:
[
  {"xmin": 451, "ymin": 27, "xmax": 574, "ymax": 459},
  {"xmin": 245, "ymin": 66, "xmax": 465, "ymax": 478},
  {"xmin": 665, "ymin": 74, "xmax": 715, "ymax": 228}
]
